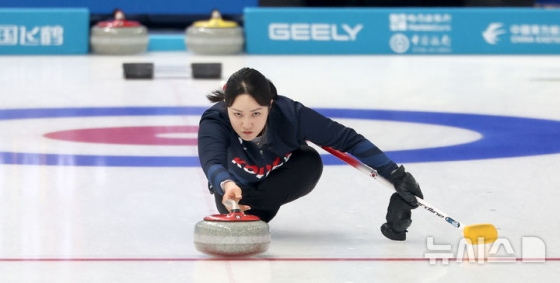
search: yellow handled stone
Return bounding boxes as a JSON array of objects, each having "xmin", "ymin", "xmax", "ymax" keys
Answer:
[{"xmin": 192, "ymin": 10, "xmax": 239, "ymax": 28}]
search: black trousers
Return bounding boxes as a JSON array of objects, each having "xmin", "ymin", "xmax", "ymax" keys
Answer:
[{"xmin": 214, "ymin": 144, "xmax": 323, "ymax": 222}]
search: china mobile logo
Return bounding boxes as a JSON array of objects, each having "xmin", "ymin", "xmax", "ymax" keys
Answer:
[
  {"xmin": 269, "ymin": 23, "xmax": 363, "ymax": 41},
  {"xmin": 425, "ymin": 236, "xmax": 546, "ymax": 264},
  {"xmin": 482, "ymin": 23, "xmax": 506, "ymax": 45}
]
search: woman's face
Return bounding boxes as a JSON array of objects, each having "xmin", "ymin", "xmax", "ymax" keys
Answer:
[{"xmin": 227, "ymin": 94, "xmax": 271, "ymax": 141}]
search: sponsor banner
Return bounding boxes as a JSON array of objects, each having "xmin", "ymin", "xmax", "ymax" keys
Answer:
[
  {"xmin": 0, "ymin": 9, "xmax": 89, "ymax": 55},
  {"xmin": 244, "ymin": 8, "xmax": 560, "ymax": 54}
]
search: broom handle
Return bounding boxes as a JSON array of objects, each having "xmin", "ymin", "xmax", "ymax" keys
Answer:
[{"xmin": 320, "ymin": 145, "xmax": 465, "ymax": 230}]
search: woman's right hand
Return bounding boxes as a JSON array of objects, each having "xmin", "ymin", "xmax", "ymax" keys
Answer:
[{"xmin": 222, "ymin": 182, "xmax": 251, "ymax": 212}]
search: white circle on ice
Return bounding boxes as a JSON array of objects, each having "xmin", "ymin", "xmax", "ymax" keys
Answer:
[
  {"xmin": 0, "ymin": 115, "xmax": 479, "ymax": 157},
  {"xmin": 329, "ymin": 118, "xmax": 482, "ymax": 151},
  {"xmin": 0, "ymin": 116, "xmax": 201, "ymax": 157}
]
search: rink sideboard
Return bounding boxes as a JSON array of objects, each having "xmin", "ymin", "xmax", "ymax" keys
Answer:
[
  {"xmin": 244, "ymin": 8, "xmax": 560, "ymax": 55},
  {"xmin": 2, "ymin": 7, "xmax": 560, "ymax": 55},
  {"xmin": 0, "ymin": 8, "xmax": 89, "ymax": 55}
]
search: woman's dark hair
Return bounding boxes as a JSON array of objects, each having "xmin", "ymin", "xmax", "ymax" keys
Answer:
[{"xmin": 207, "ymin": 68, "xmax": 278, "ymax": 107}]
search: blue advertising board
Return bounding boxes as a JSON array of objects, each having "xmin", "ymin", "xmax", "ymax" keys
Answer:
[
  {"xmin": 244, "ymin": 8, "xmax": 560, "ymax": 55},
  {"xmin": 0, "ymin": 9, "xmax": 89, "ymax": 55}
]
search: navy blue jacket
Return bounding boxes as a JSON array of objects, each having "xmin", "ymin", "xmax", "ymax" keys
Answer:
[{"xmin": 198, "ymin": 95, "xmax": 398, "ymax": 195}]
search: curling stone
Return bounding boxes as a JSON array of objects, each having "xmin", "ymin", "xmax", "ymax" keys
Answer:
[
  {"xmin": 194, "ymin": 200, "xmax": 270, "ymax": 257},
  {"xmin": 90, "ymin": 9, "xmax": 149, "ymax": 55},
  {"xmin": 185, "ymin": 10, "xmax": 244, "ymax": 55}
]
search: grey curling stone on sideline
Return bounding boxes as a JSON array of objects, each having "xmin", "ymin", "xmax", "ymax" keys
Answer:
[
  {"xmin": 194, "ymin": 200, "xmax": 270, "ymax": 257},
  {"xmin": 90, "ymin": 9, "xmax": 149, "ymax": 55},
  {"xmin": 185, "ymin": 10, "xmax": 244, "ymax": 55}
]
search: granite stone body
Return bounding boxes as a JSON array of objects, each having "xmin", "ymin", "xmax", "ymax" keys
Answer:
[
  {"xmin": 90, "ymin": 10, "xmax": 149, "ymax": 55},
  {"xmin": 185, "ymin": 27, "xmax": 244, "ymax": 55},
  {"xmin": 184, "ymin": 10, "xmax": 244, "ymax": 55},
  {"xmin": 194, "ymin": 218, "xmax": 270, "ymax": 256},
  {"xmin": 90, "ymin": 26, "xmax": 149, "ymax": 55}
]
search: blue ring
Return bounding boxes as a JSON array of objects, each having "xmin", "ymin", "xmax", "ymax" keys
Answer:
[{"xmin": 1, "ymin": 107, "xmax": 559, "ymax": 167}]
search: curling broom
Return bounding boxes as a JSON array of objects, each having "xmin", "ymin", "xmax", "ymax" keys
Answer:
[{"xmin": 321, "ymin": 145, "xmax": 498, "ymax": 245}]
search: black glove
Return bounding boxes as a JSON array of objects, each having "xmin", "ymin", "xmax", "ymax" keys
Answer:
[{"xmin": 388, "ymin": 165, "xmax": 423, "ymax": 208}]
